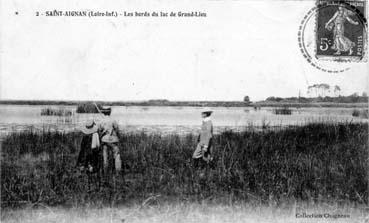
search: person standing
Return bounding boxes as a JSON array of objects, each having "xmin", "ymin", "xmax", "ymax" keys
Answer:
[
  {"xmin": 77, "ymin": 120, "xmax": 100, "ymax": 173},
  {"xmin": 99, "ymin": 109, "xmax": 122, "ymax": 174},
  {"xmin": 192, "ymin": 108, "xmax": 214, "ymax": 168}
]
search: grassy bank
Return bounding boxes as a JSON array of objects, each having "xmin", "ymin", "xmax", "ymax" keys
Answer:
[{"xmin": 1, "ymin": 123, "xmax": 368, "ymax": 208}]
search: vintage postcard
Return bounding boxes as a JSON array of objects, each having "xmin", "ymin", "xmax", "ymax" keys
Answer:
[{"xmin": 0, "ymin": 0, "xmax": 368, "ymax": 223}]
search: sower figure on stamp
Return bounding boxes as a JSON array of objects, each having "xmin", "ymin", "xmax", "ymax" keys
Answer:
[
  {"xmin": 76, "ymin": 120, "xmax": 100, "ymax": 174},
  {"xmin": 99, "ymin": 108, "xmax": 122, "ymax": 176},
  {"xmin": 192, "ymin": 108, "xmax": 214, "ymax": 170},
  {"xmin": 325, "ymin": 4, "xmax": 359, "ymax": 55}
]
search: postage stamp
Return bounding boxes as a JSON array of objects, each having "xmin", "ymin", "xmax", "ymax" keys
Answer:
[
  {"xmin": 316, "ymin": 0, "xmax": 366, "ymax": 60},
  {"xmin": 298, "ymin": 0, "xmax": 367, "ymax": 72}
]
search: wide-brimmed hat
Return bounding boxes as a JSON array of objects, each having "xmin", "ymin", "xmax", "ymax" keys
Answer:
[
  {"xmin": 201, "ymin": 107, "xmax": 213, "ymax": 114},
  {"xmin": 81, "ymin": 120, "xmax": 98, "ymax": 134}
]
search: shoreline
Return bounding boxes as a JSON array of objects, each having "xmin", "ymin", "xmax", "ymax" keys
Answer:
[{"xmin": 0, "ymin": 100, "xmax": 367, "ymax": 108}]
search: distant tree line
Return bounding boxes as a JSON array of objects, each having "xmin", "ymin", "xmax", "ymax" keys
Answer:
[
  {"xmin": 266, "ymin": 93, "xmax": 368, "ymax": 103},
  {"xmin": 264, "ymin": 83, "xmax": 367, "ymax": 104},
  {"xmin": 307, "ymin": 83, "xmax": 336, "ymax": 97},
  {"xmin": 0, "ymin": 100, "xmax": 251, "ymax": 107}
]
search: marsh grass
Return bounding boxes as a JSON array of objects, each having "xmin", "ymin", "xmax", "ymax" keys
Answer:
[{"xmin": 1, "ymin": 123, "xmax": 368, "ymax": 209}]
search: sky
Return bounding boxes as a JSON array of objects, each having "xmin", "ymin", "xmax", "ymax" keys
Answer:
[{"xmin": 0, "ymin": 0, "xmax": 368, "ymax": 101}]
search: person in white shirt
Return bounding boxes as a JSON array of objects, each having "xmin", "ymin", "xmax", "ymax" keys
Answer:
[{"xmin": 193, "ymin": 108, "xmax": 214, "ymax": 168}]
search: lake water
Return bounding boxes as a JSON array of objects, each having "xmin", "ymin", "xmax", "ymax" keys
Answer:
[{"xmin": 0, "ymin": 105, "xmax": 366, "ymax": 135}]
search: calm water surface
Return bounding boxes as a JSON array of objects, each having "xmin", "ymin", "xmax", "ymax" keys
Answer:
[{"xmin": 0, "ymin": 105, "xmax": 366, "ymax": 135}]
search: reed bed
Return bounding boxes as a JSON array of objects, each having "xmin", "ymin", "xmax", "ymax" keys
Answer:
[
  {"xmin": 40, "ymin": 108, "xmax": 73, "ymax": 117},
  {"xmin": 272, "ymin": 106, "xmax": 292, "ymax": 115},
  {"xmin": 76, "ymin": 103, "xmax": 101, "ymax": 114},
  {"xmin": 1, "ymin": 123, "xmax": 368, "ymax": 208}
]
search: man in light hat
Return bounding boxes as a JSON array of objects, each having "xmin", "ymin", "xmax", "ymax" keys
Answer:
[
  {"xmin": 77, "ymin": 119, "xmax": 100, "ymax": 173},
  {"xmin": 99, "ymin": 109, "xmax": 122, "ymax": 174},
  {"xmin": 192, "ymin": 107, "xmax": 214, "ymax": 168}
]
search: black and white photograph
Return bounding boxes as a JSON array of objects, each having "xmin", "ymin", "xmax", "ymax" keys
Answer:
[{"xmin": 0, "ymin": 0, "xmax": 368, "ymax": 222}]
